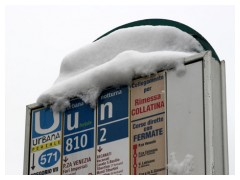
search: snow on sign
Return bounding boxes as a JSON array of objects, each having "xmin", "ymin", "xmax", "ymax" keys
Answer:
[
  {"xmin": 24, "ymin": 74, "xmax": 166, "ymax": 175},
  {"xmin": 62, "ymin": 98, "xmax": 95, "ymax": 175},
  {"xmin": 130, "ymin": 72, "xmax": 166, "ymax": 175},
  {"xmin": 29, "ymin": 108, "xmax": 62, "ymax": 175},
  {"xmin": 24, "ymin": 53, "xmax": 228, "ymax": 175},
  {"xmin": 96, "ymin": 86, "xmax": 129, "ymax": 175}
]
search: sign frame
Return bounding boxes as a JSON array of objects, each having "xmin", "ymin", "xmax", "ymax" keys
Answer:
[
  {"xmin": 23, "ymin": 103, "xmax": 44, "ymax": 175},
  {"xmin": 24, "ymin": 51, "xmax": 228, "ymax": 175}
]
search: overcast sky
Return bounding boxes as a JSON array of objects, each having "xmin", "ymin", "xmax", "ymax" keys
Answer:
[{"xmin": 4, "ymin": 3, "xmax": 237, "ymax": 175}]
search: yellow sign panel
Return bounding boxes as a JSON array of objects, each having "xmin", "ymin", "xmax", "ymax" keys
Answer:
[
  {"xmin": 32, "ymin": 140, "xmax": 61, "ymax": 152},
  {"xmin": 130, "ymin": 72, "xmax": 166, "ymax": 175}
]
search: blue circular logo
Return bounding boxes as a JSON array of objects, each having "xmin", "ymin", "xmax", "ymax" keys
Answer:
[{"xmin": 38, "ymin": 148, "xmax": 60, "ymax": 168}]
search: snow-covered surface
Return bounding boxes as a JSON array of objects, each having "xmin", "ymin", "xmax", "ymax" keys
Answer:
[
  {"xmin": 37, "ymin": 26, "xmax": 203, "ymax": 111},
  {"xmin": 168, "ymin": 152, "xmax": 194, "ymax": 175}
]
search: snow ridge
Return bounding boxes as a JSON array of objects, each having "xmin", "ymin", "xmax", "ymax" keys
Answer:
[{"xmin": 37, "ymin": 26, "xmax": 203, "ymax": 111}]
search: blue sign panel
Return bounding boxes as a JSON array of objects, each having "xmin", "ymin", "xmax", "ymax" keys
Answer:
[
  {"xmin": 98, "ymin": 118, "xmax": 128, "ymax": 145},
  {"xmin": 63, "ymin": 129, "xmax": 94, "ymax": 155},
  {"xmin": 63, "ymin": 98, "xmax": 95, "ymax": 154},
  {"xmin": 32, "ymin": 108, "xmax": 61, "ymax": 138},
  {"xmin": 64, "ymin": 98, "xmax": 94, "ymax": 136},
  {"xmin": 98, "ymin": 86, "xmax": 128, "ymax": 126},
  {"xmin": 97, "ymin": 86, "xmax": 129, "ymax": 144},
  {"xmin": 39, "ymin": 148, "xmax": 61, "ymax": 168}
]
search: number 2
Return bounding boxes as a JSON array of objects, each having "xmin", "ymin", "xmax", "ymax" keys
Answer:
[{"xmin": 100, "ymin": 128, "xmax": 106, "ymax": 142}]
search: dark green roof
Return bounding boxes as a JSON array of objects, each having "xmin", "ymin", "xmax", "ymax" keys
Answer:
[{"xmin": 94, "ymin": 19, "xmax": 219, "ymax": 61}]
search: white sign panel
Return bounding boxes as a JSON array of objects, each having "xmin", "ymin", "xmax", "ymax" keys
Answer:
[{"xmin": 130, "ymin": 72, "xmax": 166, "ymax": 175}]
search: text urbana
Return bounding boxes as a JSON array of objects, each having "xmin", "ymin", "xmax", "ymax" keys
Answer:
[{"xmin": 32, "ymin": 132, "xmax": 60, "ymax": 146}]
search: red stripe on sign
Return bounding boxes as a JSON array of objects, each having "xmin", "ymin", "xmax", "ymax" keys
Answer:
[{"xmin": 133, "ymin": 144, "xmax": 137, "ymax": 175}]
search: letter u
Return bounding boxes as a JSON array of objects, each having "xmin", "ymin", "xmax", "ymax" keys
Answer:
[
  {"xmin": 67, "ymin": 112, "xmax": 79, "ymax": 131},
  {"xmin": 35, "ymin": 111, "xmax": 60, "ymax": 134}
]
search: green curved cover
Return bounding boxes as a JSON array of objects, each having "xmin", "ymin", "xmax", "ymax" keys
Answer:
[{"xmin": 94, "ymin": 19, "xmax": 219, "ymax": 61}]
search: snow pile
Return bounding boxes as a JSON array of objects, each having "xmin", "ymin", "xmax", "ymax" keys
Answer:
[
  {"xmin": 37, "ymin": 26, "xmax": 204, "ymax": 111},
  {"xmin": 168, "ymin": 152, "xmax": 194, "ymax": 175}
]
